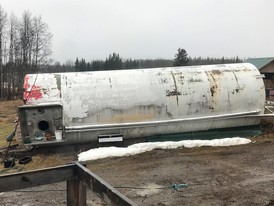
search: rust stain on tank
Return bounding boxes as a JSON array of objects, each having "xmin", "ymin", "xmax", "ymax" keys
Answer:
[
  {"xmin": 210, "ymin": 85, "xmax": 217, "ymax": 97},
  {"xmin": 206, "ymin": 72, "xmax": 220, "ymax": 98},
  {"xmin": 211, "ymin": 70, "xmax": 222, "ymax": 75},
  {"xmin": 232, "ymin": 86, "xmax": 245, "ymax": 94},
  {"xmin": 97, "ymin": 105, "xmax": 166, "ymax": 124},
  {"xmin": 206, "ymin": 70, "xmax": 223, "ymax": 109},
  {"xmin": 166, "ymin": 90, "xmax": 182, "ymax": 96}
]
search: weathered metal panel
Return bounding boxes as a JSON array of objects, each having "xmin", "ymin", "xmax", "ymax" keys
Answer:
[{"xmin": 21, "ymin": 63, "xmax": 265, "ymax": 145}]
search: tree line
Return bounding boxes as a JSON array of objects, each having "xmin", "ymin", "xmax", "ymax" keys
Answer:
[
  {"xmin": 72, "ymin": 53, "xmax": 173, "ymax": 72},
  {"xmin": 70, "ymin": 49, "xmax": 242, "ymax": 72}
]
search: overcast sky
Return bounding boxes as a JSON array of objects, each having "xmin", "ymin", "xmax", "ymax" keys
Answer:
[{"xmin": 1, "ymin": 0, "xmax": 274, "ymax": 63}]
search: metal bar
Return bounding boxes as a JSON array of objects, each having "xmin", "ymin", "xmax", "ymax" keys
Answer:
[
  {"xmin": 67, "ymin": 179, "xmax": 79, "ymax": 206},
  {"xmin": 79, "ymin": 180, "xmax": 87, "ymax": 206},
  {"xmin": 265, "ymin": 106, "xmax": 274, "ymax": 114},
  {"xmin": 66, "ymin": 110, "xmax": 261, "ymax": 132},
  {"xmin": 75, "ymin": 162, "xmax": 138, "ymax": 206},
  {"xmin": 67, "ymin": 179, "xmax": 80, "ymax": 206},
  {"xmin": 0, "ymin": 164, "xmax": 75, "ymax": 192},
  {"xmin": 18, "ymin": 103, "xmax": 62, "ymax": 109}
]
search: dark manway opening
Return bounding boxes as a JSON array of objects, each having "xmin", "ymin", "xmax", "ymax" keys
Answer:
[{"xmin": 38, "ymin": 120, "xmax": 50, "ymax": 131}]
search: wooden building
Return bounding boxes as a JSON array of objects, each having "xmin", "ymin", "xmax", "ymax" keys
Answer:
[{"xmin": 245, "ymin": 57, "xmax": 274, "ymax": 100}]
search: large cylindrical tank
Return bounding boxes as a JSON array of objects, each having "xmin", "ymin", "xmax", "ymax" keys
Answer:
[{"xmin": 19, "ymin": 63, "xmax": 265, "ymax": 145}]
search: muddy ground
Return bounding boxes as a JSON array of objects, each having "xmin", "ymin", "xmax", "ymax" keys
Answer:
[
  {"xmin": 2, "ymin": 132, "xmax": 274, "ymax": 205},
  {"xmin": 87, "ymin": 134, "xmax": 274, "ymax": 206},
  {"xmin": 1, "ymin": 100, "xmax": 274, "ymax": 205}
]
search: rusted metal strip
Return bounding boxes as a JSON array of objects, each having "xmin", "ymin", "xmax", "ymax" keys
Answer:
[{"xmin": 0, "ymin": 164, "xmax": 75, "ymax": 192}]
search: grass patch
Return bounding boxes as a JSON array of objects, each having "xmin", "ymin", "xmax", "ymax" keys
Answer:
[
  {"xmin": 0, "ymin": 152, "xmax": 77, "ymax": 174},
  {"xmin": 0, "ymin": 123, "xmax": 15, "ymax": 148},
  {"xmin": 0, "ymin": 100, "xmax": 22, "ymax": 148}
]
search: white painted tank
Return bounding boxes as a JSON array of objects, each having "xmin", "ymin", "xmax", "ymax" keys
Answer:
[{"xmin": 19, "ymin": 63, "xmax": 265, "ymax": 145}]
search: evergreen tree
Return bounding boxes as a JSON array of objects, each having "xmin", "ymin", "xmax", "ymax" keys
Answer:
[
  {"xmin": 79, "ymin": 58, "xmax": 86, "ymax": 71},
  {"xmin": 105, "ymin": 52, "xmax": 122, "ymax": 70},
  {"xmin": 124, "ymin": 58, "xmax": 139, "ymax": 69},
  {"xmin": 91, "ymin": 60, "xmax": 104, "ymax": 71},
  {"xmin": 173, "ymin": 48, "xmax": 189, "ymax": 66},
  {"xmin": 75, "ymin": 57, "xmax": 80, "ymax": 71}
]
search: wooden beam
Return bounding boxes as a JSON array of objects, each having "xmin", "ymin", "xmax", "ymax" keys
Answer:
[
  {"xmin": 0, "ymin": 164, "xmax": 75, "ymax": 192},
  {"xmin": 75, "ymin": 162, "xmax": 137, "ymax": 206}
]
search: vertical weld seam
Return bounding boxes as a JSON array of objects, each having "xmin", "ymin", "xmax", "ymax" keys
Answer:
[
  {"xmin": 231, "ymin": 69, "xmax": 240, "ymax": 87},
  {"xmin": 170, "ymin": 71, "xmax": 179, "ymax": 106}
]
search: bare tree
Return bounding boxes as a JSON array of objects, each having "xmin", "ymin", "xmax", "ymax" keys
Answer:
[
  {"xmin": 0, "ymin": 7, "xmax": 53, "ymax": 100},
  {"xmin": 32, "ymin": 15, "xmax": 52, "ymax": 69},
  {"xmin": 19, "ymin": 12, "xmax": 52, "ymax": 72},
  {"xmin": 7, "ymin": 13, "xmax": 21, "ymax": 99},
  {"xmin": 0, "ymin": 5, "xmax": 7, "ymax": 99},
  {"xmin": 0, "ymin": 5, "xmax": 7, "ymax": 65},
  {"xmin": 20, "ymin": 11, "xmax": 34, "ymax": 72},
  {"xmin": 9, "ymin": 13, "xmax": 16, "ymax": 64}
]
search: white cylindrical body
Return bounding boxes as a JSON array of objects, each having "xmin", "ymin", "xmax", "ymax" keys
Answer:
[{"xmin": 20, "ymin": 63, "xmax": 265, "ymax": 144}]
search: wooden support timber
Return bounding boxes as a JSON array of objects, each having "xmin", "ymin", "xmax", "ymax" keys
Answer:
[{"xmin": 0, "ymin": 162, "xmax": 137, "ymax": 206}]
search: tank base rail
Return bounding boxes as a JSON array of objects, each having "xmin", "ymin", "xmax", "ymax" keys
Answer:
[{"xmin": 0, "ymin": 162, "xmax": 137, "ymax": 206}]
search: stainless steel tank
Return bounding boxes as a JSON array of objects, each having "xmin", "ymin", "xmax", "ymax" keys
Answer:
[{"xmin": 18, "ymin": 63, "xmax": 265, "ymax": 145}]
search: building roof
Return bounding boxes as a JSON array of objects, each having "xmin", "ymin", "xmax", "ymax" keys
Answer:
[{"xmin": 245, "ymin": 57, "xmax": 274, "ymax": 70}]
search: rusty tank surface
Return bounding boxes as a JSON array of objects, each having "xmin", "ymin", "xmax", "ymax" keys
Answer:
[{"xmin": 18, "ymin": 63, "xmax": 265, "ymax": 146}]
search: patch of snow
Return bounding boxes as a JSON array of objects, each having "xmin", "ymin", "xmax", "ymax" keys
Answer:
[{"xmin": 78, "ymin": 137, "xmax": 251, "ymax": 161}]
